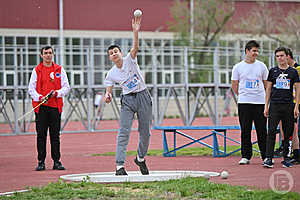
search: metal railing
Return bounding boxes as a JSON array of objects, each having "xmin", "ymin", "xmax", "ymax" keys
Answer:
[{"xmin": 1, "ymin": 45, "xmax": 297, "ymax": 135}]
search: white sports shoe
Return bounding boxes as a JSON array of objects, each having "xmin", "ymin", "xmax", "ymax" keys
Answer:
[{"xmin": 239, "ymin": 158, "xmax": 250, "ymax": 165}]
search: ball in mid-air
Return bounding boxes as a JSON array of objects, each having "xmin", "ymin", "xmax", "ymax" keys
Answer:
[
  {"xmin": 220, "ymin": 171, "xmax": 229, "ymax": 179},
  {"xmin": 134, "ymin": 9, "xmax": 142, "ymax": 17}
]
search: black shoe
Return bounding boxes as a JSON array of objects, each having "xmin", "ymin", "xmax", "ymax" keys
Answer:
[
  {"xmin": 261, "ymin": 159, "xmax": 274, "ymax": 166},
  {"xmin": 134, "ymin": 157, "xmax": 149, "ymax": 175},
  {"xmin": 263, "ymin": 158, "xmax": 274, "ymax": 168},
  {"xmin": 53, "ymin": 161, "xmax": 66, "ymax": 170},
  {"xmin": 281, "ymin": 160, "xmax": 293, "ymax": 168},
  {"xmin": 115, "ymin": 167, "xmax": 128, "ymax": 176},
  {"xmin": 35, "ymin": 161, "xmax": 45, "ymax": 171}
]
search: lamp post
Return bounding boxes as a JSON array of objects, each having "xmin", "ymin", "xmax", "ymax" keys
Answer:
[
  {"xmin": 190, "ymin": 0, "xmax": 194, "ymax": 47},
  {"xmin": 59, "ymin": 0, "xmax": 64, "ymax": 66}
]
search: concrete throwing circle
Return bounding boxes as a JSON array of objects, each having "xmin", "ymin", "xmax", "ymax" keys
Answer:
[{"xmin": 60, "ymin": 171, "xmax": 220, "ymax": 183}]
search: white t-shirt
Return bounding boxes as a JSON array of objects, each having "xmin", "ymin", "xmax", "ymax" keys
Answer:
[
  {"xmin": 231, "ymin": 60, "xmax": 268, "ymax": 104},
  {"xmin": 104, "ymin": 53, "xmax": 146, "ymax": 95}
]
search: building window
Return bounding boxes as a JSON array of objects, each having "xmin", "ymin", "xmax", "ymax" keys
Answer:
[
  {"xmin": 142, "ymin": 54, "xmax": 149, "ymax": 66},
  {"xmin": 94, "ymin": 38, "xmax": 102, "ymax": 46},
  {"xmin": 174, "ymin": 55, "xmax": 181, "ymax": 65},
  {"xmin": 104, "ymin": 39, "xmax": 112, "ymax": 46},
  {"xmin": 84, "ymin": 72, "xmax": 88, "ymax": 85},
  {"xmin": 174, "ymin": 72, "xmax": 182, "ymax": 84},
  {"xmin": 0, "ymin": 72, "xmax": 3, "ymax": 86},
  {"xmin": 65, "ymin": 38, "xmax": 70, "ymax": 46},
  {"xmin": 28, "ymin": 54, "xmax": 38, "ymax": 66},
  {"xmin": 65, "ymin": 54, "xmax": 70, "ymax": 65},
  {"xmin": 145, "ymin": 72, "xmax": 152, "ymax": 84},
  {"xmin": 157, "ymin": 72, "xmax": 162, "ymax": 84},
  {"xmin": 94, "ymin": 55, "xmax": 101, "ymax": 66},
  {"xmin": 220, "ymin": 72, "xmax": 227, "ymax": 84},
  {"xmin": 28, "ymin": 37, "xmax": 37, "ymax": 45},
  {"xmin": 114, "ymin": 39, "xmax": 122, "ymax": 46},
  {"xmin": 17, "ymin": 54, "xmax": 26, "ymax": 66},
  {"xmin": 165, "ymin": 72, "xmax": 172, "ymax": 84},
  {"xmin": 16, "ymin": 37, "xmax": 25, "ymax": 45},
  {"xmin": 6, "ymin": 73, "xmax": 14, "ymax": 86},
  {"xmin": 5, "ymin": 54, "xmax": 14, "ymax": 66},
  {"xmin": 164, "ymin": 55, "xmax": 171, "ymax": 65},
  {"xmin": 39, "ymin": 37, "xmax": 48, "ymax": 45},
  {"xmin": 73, "ymin": 54, "xmax": 81, "ymax": 65},
  {"xmin": 83, "ymin": 38, "xmax": 90, "ymax": 46},
  {"xmin": 51, "ymin": 37, "xmax": 58, "ymax": 45},
  {"xmin": 154, "ymin": 39, "xmax": 161, "ymax": 47},
  {"xmin": 104, "ymin": 55, "xmax": 111, "ymax": 66},
  {"xmin": 72, "ymin": 38, "xmax": 80, "ymax": 46},
  {"xmin": 94, "ymin": 72, "xmax": 103, "ymax": 85},
  {"xmin": 73, "ymin": 72, "xmax": 82, "ymax": 85},
  {"xmin": 5, "ymin": 37, "xmax": 14, "ymax": 45}
]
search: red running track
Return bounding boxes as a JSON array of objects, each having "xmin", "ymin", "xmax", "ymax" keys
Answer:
[{"xmin": 0, "ymin": 117, "xmax": 299, "ymax": 194}]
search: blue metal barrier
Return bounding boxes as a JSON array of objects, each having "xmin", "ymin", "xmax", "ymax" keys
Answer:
[{"xmin": 152, "ymin": 126, "xmax": 261, "ymax": 157}]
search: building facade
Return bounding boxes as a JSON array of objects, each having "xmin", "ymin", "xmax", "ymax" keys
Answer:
[{"xmin": 1, "ymin": 0, "xmax": 299, "ymax": 88}]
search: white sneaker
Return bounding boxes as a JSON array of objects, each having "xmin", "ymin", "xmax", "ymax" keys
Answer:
[{"xmin": 239, "ymin": 158, "xmax": 250, "ymax": 165}]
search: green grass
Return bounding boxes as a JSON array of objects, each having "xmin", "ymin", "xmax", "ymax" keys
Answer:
[
  {"xmin": 1, "ymin": 144, "xmax": 294, "ymax": 199},
  {"xmin": 1, "ymin": 177, "xmax": 299, "ymax": 200},
  {"xmin": 92, "ymin": 143, "xmax": 281, "ymax": 157}
]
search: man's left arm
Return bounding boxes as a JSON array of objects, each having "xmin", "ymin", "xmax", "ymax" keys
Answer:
[
  {"xmin": 264, "ymin": 81, "xmax": 272, "ymax": 118},
  {"xmin": 263, "ymin": 80, "xmax": 268, "ymax": 90},
  {"xmin": 294, "ymin": 82, "xmax": 300, "ymax": 118},
  {"xmin": 56, "ymin": 67, "xmax": 70, "ymax": 97}
]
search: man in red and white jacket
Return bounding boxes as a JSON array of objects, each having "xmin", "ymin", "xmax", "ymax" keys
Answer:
[{"xmin": 28, "ymin": 46, "xmax": 70, "ymax": 171}]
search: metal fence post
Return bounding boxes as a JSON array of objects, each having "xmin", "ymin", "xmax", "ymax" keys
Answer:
[
  {"xmin": 152, "ymin": 49, "xmax": 158, "ymax": 126},
  {"xmin": 184, "ymin": 47, "xmax": 189, "ymax": 125},
  {"xmin": 87, "ymin": 48, "xmax": 92, "ymax": 131},
  {"xmin": 14, "ymin": 47, "xmax": 20, "ymax": 134},
  {"xmin": 213, "ymin": 47, "xmax": 220, "ymax": 126}
]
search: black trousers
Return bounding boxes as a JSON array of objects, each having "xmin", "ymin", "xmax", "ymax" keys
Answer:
[
  {"xmin": 266, "ymin": 103, "xmax": 294, "ymax": 159},
  {"xmin": 35, "ymin": 105, "xmax": 61, "ymax": 163},
  {"xmin": 238, "ymin": 104, "xmax": 267, "ymax": 160}
]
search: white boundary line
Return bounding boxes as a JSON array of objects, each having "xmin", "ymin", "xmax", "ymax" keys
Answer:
[
  {"xmin": 0, "ymin": 189, "xmax": 29, "ymax": 196},
  {"xmin": 60, "ymin": 170, "xmax": 220, "ymax": 183}
]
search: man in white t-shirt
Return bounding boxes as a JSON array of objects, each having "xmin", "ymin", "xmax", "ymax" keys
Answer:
[
  {"xmin": 104, "ymin": 16, "xmax": 152, "ymax": 176},
  {"xmin": 231, "ymin": 40, "xmax": 269, "ymax": 165}
]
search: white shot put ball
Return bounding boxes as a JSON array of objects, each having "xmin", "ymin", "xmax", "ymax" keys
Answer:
[
  {"xmin": 220, "ymin": 171, "xmax": 229, "ymax": 179},
  {"xmin": 134, "ymin": 9, "xmax": 142, "ymax": 17}
]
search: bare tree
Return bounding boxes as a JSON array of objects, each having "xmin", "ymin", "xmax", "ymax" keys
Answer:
[
  {"xmin": 167, "ymin": 0, "xmax": 235, "ymax": 87},
  {"xmin": 237, "ymin": 2, "xmax": 300, "ymax": 51},
  {"xmin": 282, "ymin": 11, "xmax": 300, "ymax": 50},
  {"xmin": 168, "ymin": 0, "xmax": 235, "ymax": 47},
  {"xmin": 167, "ymin": 0, "xmax": 235, "ymax": 118}
]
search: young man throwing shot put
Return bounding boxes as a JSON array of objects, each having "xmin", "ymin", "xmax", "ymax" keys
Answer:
[{"xmin": 104, "ymin": 15, "xmax": 152, "ymax": 175}]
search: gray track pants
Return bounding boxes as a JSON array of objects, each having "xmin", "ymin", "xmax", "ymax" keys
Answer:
[{"xmin": 116, "ymin": 89, "xmax": 152, "ymax": 166}]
